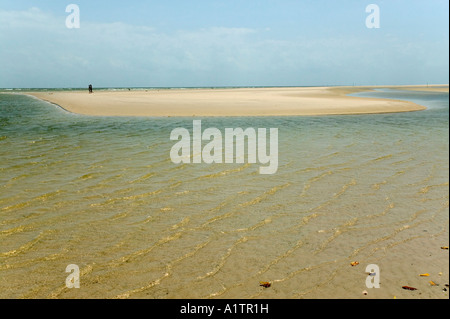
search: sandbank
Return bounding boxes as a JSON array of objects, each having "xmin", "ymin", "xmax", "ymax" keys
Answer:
[{"xmin": 23, "ymin": 86, "xmax": 433, "ymax": 117}]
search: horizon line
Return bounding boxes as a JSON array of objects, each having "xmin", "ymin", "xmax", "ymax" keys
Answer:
[{"xmin": 1, "ymin": 84, "xmax": 449, "ymax": 90}]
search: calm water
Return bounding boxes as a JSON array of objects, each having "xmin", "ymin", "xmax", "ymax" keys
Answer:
[{"xmin": 0, "ymin": 90, "xmax": 448, "ymax": 298}]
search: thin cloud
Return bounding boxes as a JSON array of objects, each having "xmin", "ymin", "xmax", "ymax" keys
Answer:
[{"xmin": 0, "ymin": 7, "xmax": 447, "ymax": 88}]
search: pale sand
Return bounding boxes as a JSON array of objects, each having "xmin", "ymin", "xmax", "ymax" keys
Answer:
[
  {"xmin": 386, "ymin": 85, "xmax": 449, "ymax": 93},
  {"xmin": 25, "ymin": 86, "xmax": 431, "ymax": 117}
]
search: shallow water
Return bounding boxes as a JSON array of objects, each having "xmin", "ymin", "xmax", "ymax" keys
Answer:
[{"xmin": 0, "ymin": 90, "xmax": 448, "ymax": 299}]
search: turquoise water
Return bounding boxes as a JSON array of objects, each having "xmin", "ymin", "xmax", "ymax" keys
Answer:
[{"xmin": 0, "ymin": 90, "xmax": 448, "ymax": 299}]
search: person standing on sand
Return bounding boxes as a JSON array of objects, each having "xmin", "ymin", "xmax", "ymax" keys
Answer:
[{"xmin": 89, "ymin": 84, "xmax": 93, "ymax": 94}]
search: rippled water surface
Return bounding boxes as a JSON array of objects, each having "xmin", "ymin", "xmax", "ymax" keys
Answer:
[{"xmin": 0, "ymin": 90, "xmax": 448, "ymax": 299}]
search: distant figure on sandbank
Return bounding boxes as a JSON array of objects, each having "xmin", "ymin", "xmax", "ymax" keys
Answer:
[{"xmin": 89, "ymin": 84, "xmax": 93, "ymax": 94}]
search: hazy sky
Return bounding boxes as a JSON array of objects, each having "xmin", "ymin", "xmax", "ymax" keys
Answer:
[{"xmin": 0, "ymin": 0, "xmax": 448, "ymax": 88}]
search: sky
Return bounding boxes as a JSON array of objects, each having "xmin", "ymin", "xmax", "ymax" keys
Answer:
[{"xmin": 0, "ymin": 0, "xmax": 448, "ymax": 88}]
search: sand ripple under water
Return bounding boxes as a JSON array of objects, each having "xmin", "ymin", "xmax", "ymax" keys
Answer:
[{"xmin": 0, "ymin": 90, "xmax": 448, "ymax": 299}]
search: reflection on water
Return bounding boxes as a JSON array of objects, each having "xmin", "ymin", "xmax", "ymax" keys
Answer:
[{"xmin": 0, "ymin": 90, "xmax": 448, "ymax": 298}]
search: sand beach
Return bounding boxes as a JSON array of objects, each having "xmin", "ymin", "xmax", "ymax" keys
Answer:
[{"xmin": 24, "ymin": 85, "xmax": 437, "ymax": 117}]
